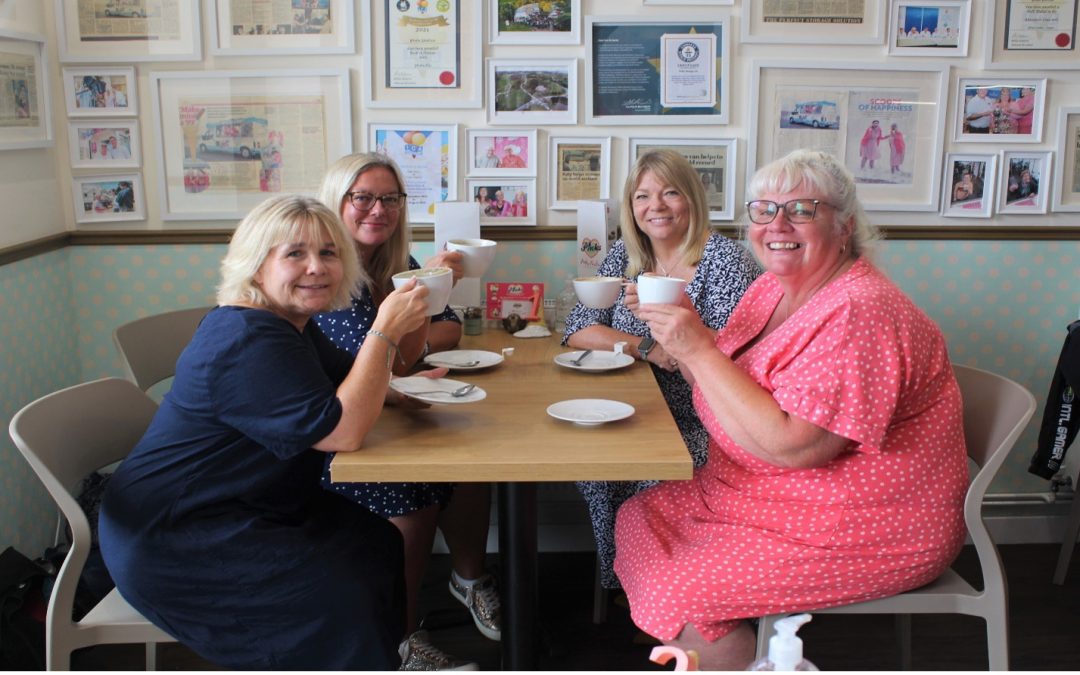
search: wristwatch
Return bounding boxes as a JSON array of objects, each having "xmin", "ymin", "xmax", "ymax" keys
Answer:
[{"xmin": 637, "ymin": 336, "xmax": 655, "ymax": 361}]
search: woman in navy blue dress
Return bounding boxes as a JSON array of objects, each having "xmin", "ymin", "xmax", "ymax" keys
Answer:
[
  {"xmin": 99, "ymin": 195, "xmax": 431, "ymax": 670},
  {"xmin": 313, "ymin": 153, "xmax": 498, "ymax": 668}
]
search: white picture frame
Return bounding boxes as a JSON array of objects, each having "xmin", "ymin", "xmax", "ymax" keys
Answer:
[
  {"xmin": 1052, "ymin": 106, "xmax": 1080, "ymax": 213},
  {"xmin": 887, "ymin": 0, "xmax": 971, "ymax": 57},
  {"xmin": 71, "ymin": 173, "xmax": 145, "ymax": 223},
  {"xmin": 368, "ymin": 123, "xmax": 459, "ymax": 225},
  {"xmin": 644, "ymin": 0, "xmax": 733, "ymax": 4},
  {"xmin": 466, "ymin": 128, "xmax": 537, "ymax": 177},
  {"xmin": 0, "ymin": 29, "xmax": 53, "ymax": 150},
  {"xmin": 67, "ymin": 120, "xmax": 140, "ymax": 169},
  {"xmin": 942, "ymin": 153, "xmax": 997, "ymax": 218},
  {"xmin": 548, "ymin": 135, "xmax": 611, "ymax": 211},
  {"xmin": 489, "ymin": 0, "xmax": 581, "ymax": 45},
  {"xmin": 954, "ymin": 77, "xmax": 1046, "ymax": 144},
  {"xmin": 151, "ymin": 68, "xmax": 352, "ymax": 221},
  {"xmin": 487, "ymin": 58, "xmax": 577, "ymax": 126},
  {"xmin": 741, "ymin": 1, "xmax": 884, "ymax": 45},
  {"xmin": 62, "ymin": 67, "xmax": 137, "ymax": 118},
  {"xmin": 629, "ymin": 137, "xmax": 737, "ymax": 221},
  {"xmin": 54, "ymin": 0, "xmax": 201, "ymax": 62},
  {"xmin": 210, "ymin": 0, "xmax": 355, "ymax": 56},
  {"xmin": 998, "ymin": 150, "xmax": 1051, "ymax": 215},
  {"xmin": 983, "ymin": 0, "xmax": 1079, "ymax": 70},
  {"xmin": 466, "ymin": 178, "xmax": 537, "ymax": 225}
]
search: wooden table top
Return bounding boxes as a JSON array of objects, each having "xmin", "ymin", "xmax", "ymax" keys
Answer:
[{"xmin": 330, "ymin": 329, "xmax": 693, "ymax": 483}]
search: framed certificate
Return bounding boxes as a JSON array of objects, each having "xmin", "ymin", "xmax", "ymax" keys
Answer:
[{"xmin": 984, "ymin": 0, "xmax": 1079, "ymax": 69}]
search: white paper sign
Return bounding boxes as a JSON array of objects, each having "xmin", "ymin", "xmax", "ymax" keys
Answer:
[
  {"xmin": 576, "ymin": 199, "xmax": 619, "ymax": 278},
  {"xmin": 434, "ymin": 201, "xmax": 482, "ymax": 306}
]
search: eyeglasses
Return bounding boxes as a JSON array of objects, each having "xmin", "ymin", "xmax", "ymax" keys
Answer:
[
  {"xmin": 745, "ymin": 198, "xmax": 835, "ymax": 225},
  {"xmin": 344, "ymin": 191, "xmax": 407, "ymax": 211}
]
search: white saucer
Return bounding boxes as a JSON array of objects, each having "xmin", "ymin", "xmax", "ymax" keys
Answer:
[
  {"xmin": 554, "ymin": 350, "xmax": 636, "ymax": 372},
  {"xmin": 423, "ymin": 349, "xmax": 504, "ymax": 371},
  {"xmin": 390, "ymin": 376, "xmax": 487, "ymax": 404},
  {"xmin": 546, "ymin": 399, "xmax": 635, "ymax": 426}
]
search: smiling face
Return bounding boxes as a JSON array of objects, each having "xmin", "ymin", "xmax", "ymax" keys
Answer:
[
  {"xmin": 254, "ymin": 226, "xmax": 343, "ymax": 331},
  {"xmin": 631, "ymin": 169, "xmax": 690, "ymax": 245},
  {"xmin": 340, "ymin": 165, "xmax": 402, "ymax": 259},
  {"xmin": 749, "ymin": 186, "xmax": 849, "ymax": 291}
]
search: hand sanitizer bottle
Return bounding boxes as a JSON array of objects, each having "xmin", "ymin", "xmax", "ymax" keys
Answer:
[{"xmin": 747, "ymin": 614, "xmax": 819, "ymax": 671}]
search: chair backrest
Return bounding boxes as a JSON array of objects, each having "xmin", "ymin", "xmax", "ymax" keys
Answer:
[
  {"xmin": 113, "ymin": 306, "xmax": 211, "ymax": 391},
  {"xmin": 8, "ymin": 378, "xmax": 158, "ymax": 639}
]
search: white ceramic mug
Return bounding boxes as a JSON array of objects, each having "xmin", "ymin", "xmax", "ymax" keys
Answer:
[
  {"xmin": 391, "ymin": 267, "xmax": 453, "ymax": 316},
  {"xmin": 446, "ymin": 238, "xmax": 498, "ymax": 278},
  {"xmin": 637, "ymin": 273, "xmax": 686, "ymax": 305},
  {"xmin": 573, "ymin": 276, "xmax": 623, "ymax": 309}
]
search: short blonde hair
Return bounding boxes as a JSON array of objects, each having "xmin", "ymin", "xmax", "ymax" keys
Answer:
[
  {"xmin": 217, "ymin": 194, "xmax": 362, "ymax": 310},
  {"xmin": 745, "ymin": 149, "xmax": 880, "ymax": 260},
  {"xmin": 317, "ymin": 152, "xmax": 410, "ymax": 295},
  {"xmin": 620, "ymin": 149, "xmax": 712, "ymax": 278}
]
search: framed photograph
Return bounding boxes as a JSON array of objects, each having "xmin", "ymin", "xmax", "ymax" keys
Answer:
[
  {"xmin": 942, "ymin": 153, "xmax": 996, "ymax": 218},
  {"xmin": 150, "ymin": 68, "xmax": 351, "ymax": 221},
  {"xmin": 887, "ymin": 0, "xmax": 971, "ymax": 56},
  {"xmin": 1052, "ymin": 106, "xmax": 1080, "ymax": 213},
  {"xmin": 586, "ymin": 17, "xmax": 729, "ymax": 126},
  {"xmin": 998, "ymin": 150, "xmax": 1051, "ymax": 215},
  {"xmin": 466, "ymin": 179, "xmax": 536, "ymax": 225},
  {"xmin": 548, "ymin": 135, "xmax": 611, "ymax": 210},
  {"xmin": 489, "ymin": 0, "xmax": 580, "ymax": 45},
  {"xmin": 748, "ymin": 60, "xmax": 948, "ymax": 212},
  {"xmin": 984, "ymin": 0, "xmax": 1078, "ymax": 70},
  {"xmin": 71, "ymin": 173, "xmax": 145, "ymax": 223},
  {"xmin": 67, "ymin": 120, "xmax": 140, "ymax": 168},
  {"xmin": 741, "ymin": 1, "xmax": 884, "ymax": 45},
  {"xmin": 0, "ymin": 29, "xmax": 52, "ymax": 150},
  {"xmin": 954, "ymin": 77, "xmax": 1046, "ymax": 143},
  {"xmin": 362, "ymin": 0, "xmax": 482, "ymax": 109},
  {"xmin": 54, "ymin": 0, "xmax": 201, "ymax": 62},
  {"xmin": 629, "ymin": 137, "xmax": 736, "ymax": 220},
  {"xmin": 62, "ymin": 67, "xmax": 136, "ymax": 118},
  {"xmin": 487, "ymin": 58, "xmax": 577, "ymax": 125},
  {"xmin": 643, "ymin": 0, "xmax": 733, "ymax": 4},
  {"xmin": 211, "ymin": 0, "xmax": 355, "ymax": 55},
  {"xmin": 368, "ymin": 124, "xmax": 458, "ymax": 225},
  {"xmin": 467, "ymin": 128, "xmax": 537, "ymax": 177}
]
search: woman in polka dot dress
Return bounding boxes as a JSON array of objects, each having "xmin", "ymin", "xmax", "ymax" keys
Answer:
[{"xmin": 618, "ymin": 150, "xmax": 967, "ymax": 670}]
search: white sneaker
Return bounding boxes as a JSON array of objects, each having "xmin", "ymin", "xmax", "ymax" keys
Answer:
[
  {"xmin": 448, "ymin": 572, "xmax": 502, "ymax": 641},
  {"xmin": 398, "ymin": 630, "xmax": 478, "ymax": 671}
]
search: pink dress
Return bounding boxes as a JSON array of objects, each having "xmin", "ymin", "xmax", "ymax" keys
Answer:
[{"xmin": 613, "ymin": 259, "xmax": 967, "ymax": 642}]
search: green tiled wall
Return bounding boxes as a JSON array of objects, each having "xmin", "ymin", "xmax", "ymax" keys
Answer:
[{"xmin": 4, "ymin": 238, "xmax": 1079, "ymax": 552}]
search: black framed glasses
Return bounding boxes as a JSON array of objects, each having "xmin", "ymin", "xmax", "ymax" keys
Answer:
[
  {"xmin": 745, "ymin": 199, "xmax": 835, "ymax": 225},
  {"xmin": 345, "ymin": 191, "xmax": 407, "ymax": 211}
]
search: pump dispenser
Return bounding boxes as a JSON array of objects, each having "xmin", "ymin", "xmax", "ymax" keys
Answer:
[{"xmin": 747, "ymin": 614, "xmax": 819, "ymax": 671}]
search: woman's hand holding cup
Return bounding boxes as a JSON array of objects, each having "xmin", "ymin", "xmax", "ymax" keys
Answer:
[
  {"xmin": 375, "ymin": 276, "xmax": 429, "ymax": 341},
  {"xmin": 426, "ymin": 249, "xmax": 465, "ymax": 283}
]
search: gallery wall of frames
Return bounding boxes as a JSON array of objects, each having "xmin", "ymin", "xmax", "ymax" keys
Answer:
[{"xmin": 5, "ymin": 0, "xmax": 1080, "ymax": 234}]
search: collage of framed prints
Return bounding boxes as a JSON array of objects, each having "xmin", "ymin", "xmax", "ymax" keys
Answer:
[
  {"xmin": 466, "ymin": 128, "xmax": 537, "ymax": 225},
  {"xmin": 61, "ymin": 65, "xmax": 143, "ymax": 223}
]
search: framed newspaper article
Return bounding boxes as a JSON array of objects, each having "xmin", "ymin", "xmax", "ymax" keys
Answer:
[
  {"xmin": 983, "ymin": 0, "xmax": 1078, "ymax": 70},
  {"xmin": 1052, "ymin": 106, "xmax": 1080, "ymax": 213},
  {"xmin": 748, "ymin": 60, "xmax": 948, "ymax": 213},
  {"xmin": 211, "ymin": 0, "xmax": 355, "ymax": 55},
  {"xmin": 367, "ymin": 123, "xmax": 459, "ymax": 225},
  {"xmin": 0, "ymin": 29, "xmax": 53, "ymax": 150},
  {"xmin": 150, "ymin": 68, "xmax": 352, "ymax": 221},
  {"xmin": 941, "ymin": 152, "xmax": 997, "ymax": 218},
  {"xmin": 998, "ymin": 150, "xmax": 1051, "ymax": 215},
  {"xmin": 741, "ymin": 1, "xmax": 884, "ymax": 45},
  {"xmin": 67, "ymin": 119, "xmax": 141, "ymax": 168},
  {"xmin": 489, "ymin": 0, "xmax": 580, "ymax": 45},
  {"xmin": 362, "ymin": 0, "xmax": 482, "ymax": 109},
  {"xmin": 62, "ymin": 67, "xmax": 137, "ymax": 118},
  {"xmin": 547, "ymin": 135, "xmax": 611, "ymax": 210},
  {"xmin": 71, "ymin": 172, "xmax": 145, "ymax": 223},
  {"xmin": 887, "ymin": 0, "xmax": 971, "ymax": 57},
  {"xmin": 54, "ymin": 0, "xmax": 202, "ymax": 62},
  {"xmin": 629, "ymin": 137, "xmax": 736, "ymax": 221}
]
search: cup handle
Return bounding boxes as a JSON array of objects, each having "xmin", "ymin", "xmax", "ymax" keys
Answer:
[{"xmin": 614, "ymin": 341, "xmax": 627, "ymax": 355}]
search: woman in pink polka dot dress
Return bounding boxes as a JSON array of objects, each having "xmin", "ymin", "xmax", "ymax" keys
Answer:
[{"xmin": 616, "ymin": 150, "xmax": 968, "ymax": 670}]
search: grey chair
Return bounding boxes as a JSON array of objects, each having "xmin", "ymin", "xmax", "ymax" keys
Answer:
[
  {"xmin": 112, "ymin": 306, "xmax": 211, "ymax": 391},
  {"xmin": 755, "ymin": 364, "xmax": 1036, "ymax": 671},
  {"xmin": 9, "ymin": 377, "xmax": 177, "ymax": 670}
]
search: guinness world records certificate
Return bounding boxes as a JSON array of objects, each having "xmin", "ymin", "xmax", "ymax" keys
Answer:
[
  {"xmin": 386, "ymin": 0, "xmax": 460, "ymax": 89},
  {"xmin": 1005, "ymin": 0, "xmax": 1078, "ymax": 50}
]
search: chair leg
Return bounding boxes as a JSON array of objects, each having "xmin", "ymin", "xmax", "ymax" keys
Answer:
[
  {"xmin": 145, "ymin": 642, "xmax": 158, "ymax": 670},
  {"xmin": 1053, "ymin": 494, "xmax": 1080, "ymax": 585},
  {"xmin": 984, "ymin": 612, "xmax": 1009, "ymax": 671},
  {"xmin": 895, "ymin": 614, "xmax": 912, "ymax": 670},
  {"xmin": 592, "ymin": 555, "xmax": 609, "ymax": 624}
]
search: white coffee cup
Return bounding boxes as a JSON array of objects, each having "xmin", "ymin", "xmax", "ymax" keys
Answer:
[
  {"xmin": 573, "ymin": 276, "xmax": 623, "ymax": 309},
  {"xmin": 637, "ymin": 273, "xmax": 686, "ymax": 305},
  {"xmin": 392, "ymin": 267, "xmax": 453, "ymax": 316},
  {"xmin": 446, "ymin": 238, "xmax": 497, "ymax": 278}
]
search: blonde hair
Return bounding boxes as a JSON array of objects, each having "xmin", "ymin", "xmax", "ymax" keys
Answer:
[
  {"xmin": 317, "ymin": 152, "xmax": 410, "ymax": 296},
  {"xmin": 620, "ymin": 149, "xmax": 712, "ymax": 278},
  {"xmin": 216, "ymin": 194, "xmax": 362, "ymax": 310},
  {"xmin": 745, "ymin": 149, "xmax": 880, "ymax": 260}
]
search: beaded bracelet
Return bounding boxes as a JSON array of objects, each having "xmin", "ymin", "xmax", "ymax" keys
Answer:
[{"xmin": 368, "ymin": 329, "xmax": 405, "ymax": 369}]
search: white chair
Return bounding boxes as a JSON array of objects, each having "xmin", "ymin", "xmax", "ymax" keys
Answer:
[
  {"xmin": 9, "ymin": 377, "xmax": 177, "ymax": 670},
  {"xmin": 755, "ymin": 364, "xmax": 1036, "ymax": 671},
  {"xmin": 112, "ymin": 306, "xmax": 211, "ymax": 391}
]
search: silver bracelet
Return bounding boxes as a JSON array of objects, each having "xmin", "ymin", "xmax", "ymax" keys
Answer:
[{"xmin": 367, "ymin": 329, "xmax": 404, "ymax": 369}]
